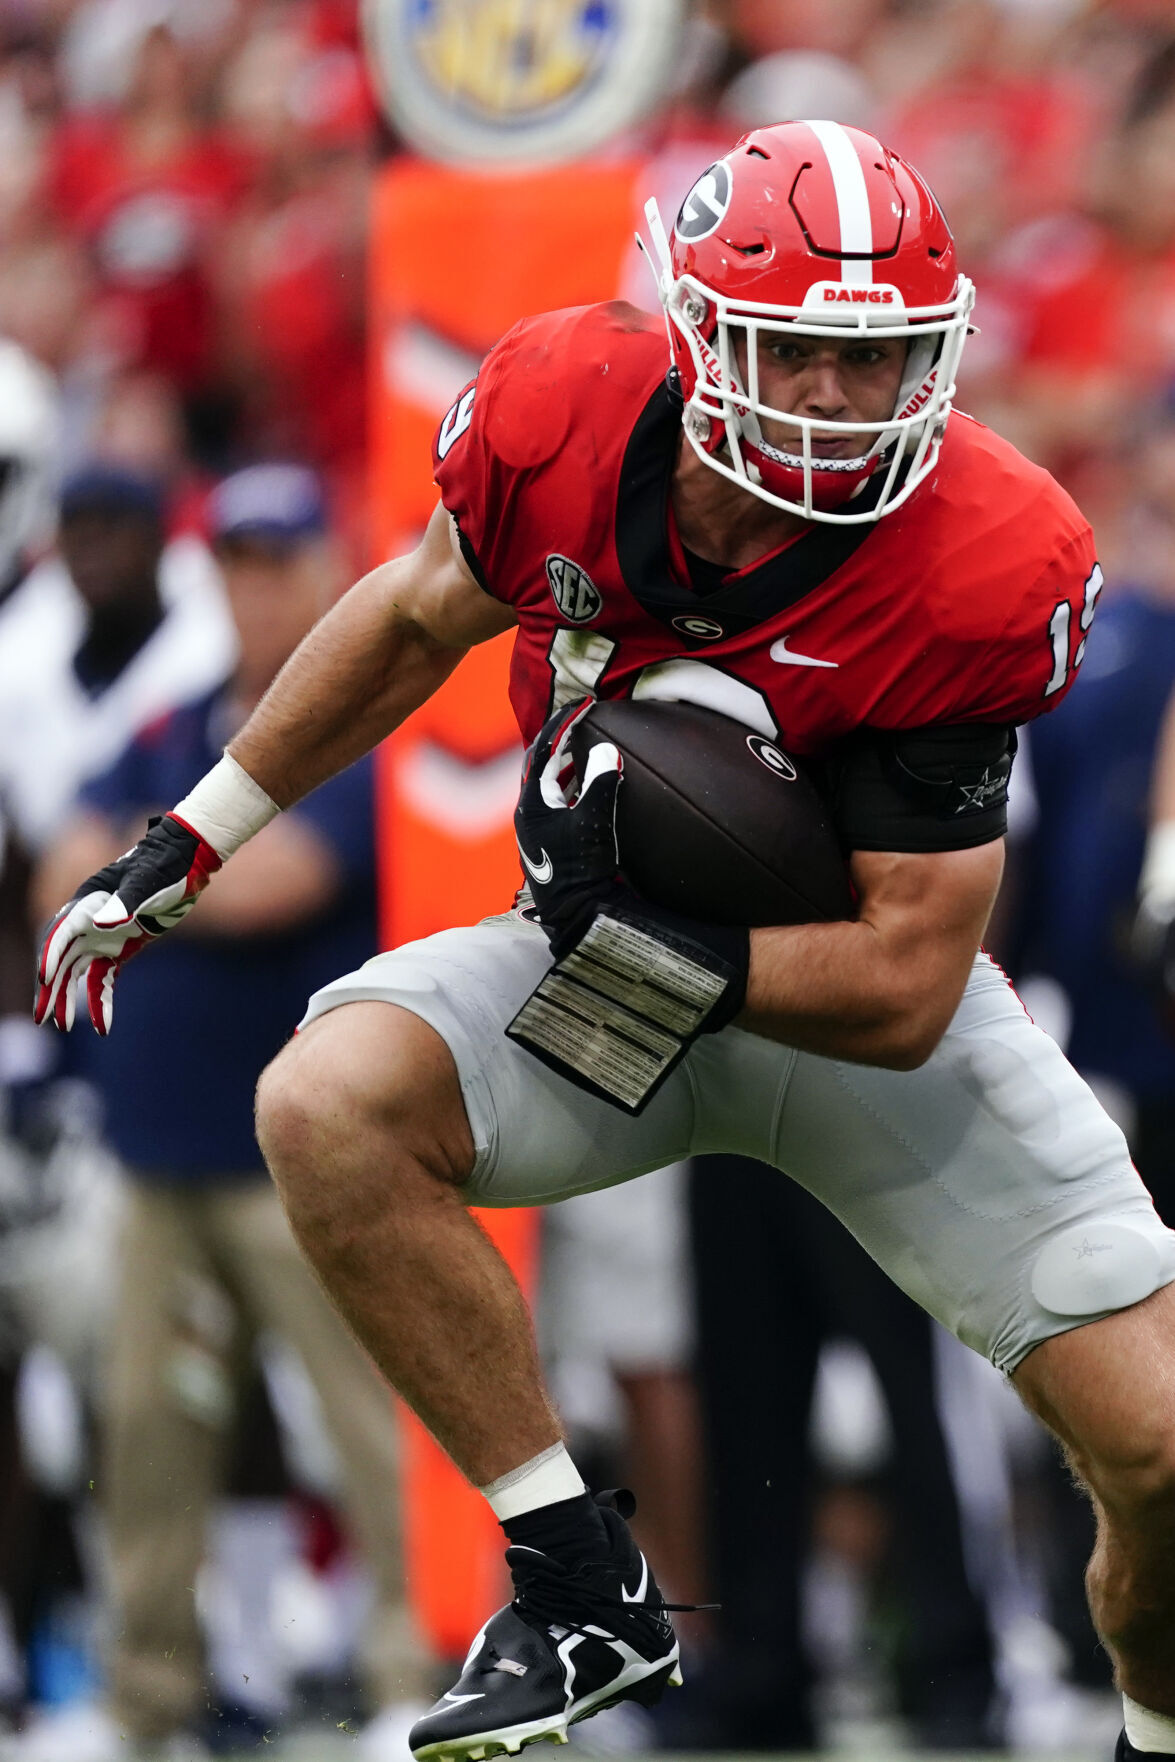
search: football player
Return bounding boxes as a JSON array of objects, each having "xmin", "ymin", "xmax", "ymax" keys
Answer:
[{"xmin": 36, "ymin": 124, "xmax": 1175, "ymax": 1761}]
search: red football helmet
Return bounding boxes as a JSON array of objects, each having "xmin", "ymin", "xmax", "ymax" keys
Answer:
[{"xmin": 645, "ymin": 120, "xmax": 975, "ymax": 523}]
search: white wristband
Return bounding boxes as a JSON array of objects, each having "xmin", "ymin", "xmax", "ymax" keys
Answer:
[
  {"xmin": 1140, "ymin": 820, "xmax": 1175, "ymax": 911},
  {"xmin": 172, "ymin": 753, "xmax": 280, "ymax": 860}
]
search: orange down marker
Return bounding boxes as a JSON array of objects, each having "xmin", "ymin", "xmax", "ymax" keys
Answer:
[{"xmin": 370, "ymin": 152, "xmax": 641, "ymax": 1660}]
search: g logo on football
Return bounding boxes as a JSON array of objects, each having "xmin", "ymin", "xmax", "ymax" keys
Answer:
[
  {"xmin": 675, "ymin": 161, "xmax": 733, "ymax": 243},
  {"xmin": 746, "ymin": 735, "xmax": 797, "ymax": 780},
  {"xmin": 547, "ymin": 555, "xmax": 601, "ymax": 624}
]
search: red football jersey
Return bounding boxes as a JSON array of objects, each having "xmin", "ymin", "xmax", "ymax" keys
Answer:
[{"xmin": 433, "ymin": 302, "xmax": 1099, "ymax": 757}]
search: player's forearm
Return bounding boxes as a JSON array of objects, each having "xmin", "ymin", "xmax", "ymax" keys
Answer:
[
  {"xmin": 741, "ymin": 841, "xmax": 1003, "ymax": 1068},
  {"xmin": 227, "ymin": 567, "xmax": 466, "ymax": 810},
  {"xmin": 741, "ymin": 919, "xmax": 974, "ymax": 1070}
]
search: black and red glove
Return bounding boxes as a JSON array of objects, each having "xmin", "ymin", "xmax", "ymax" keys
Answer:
[
  {"xmin": 35, "ymin": 814, "xmax": 221, "ymax": 1035},
  {"xmin": 513, "ymin": 698, "xmax": 628, "ymax": 953},
  {"xmin": 510, "ymin": 700, "xmax": 749, "ymax": 1113}
]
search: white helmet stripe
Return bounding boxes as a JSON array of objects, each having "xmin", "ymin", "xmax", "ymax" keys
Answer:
[{"xmin": 804, "ymin": 119, "xmax": 874, "ymax": 286}]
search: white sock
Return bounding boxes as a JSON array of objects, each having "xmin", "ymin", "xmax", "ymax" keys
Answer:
[
  {"xmin": 480, "ymin": 1442, "xmax": 585, "ymax": 1523},
  {"xmin": 1124, "ymin": 1696, "xmax": 1175, "ymax": 1754}
]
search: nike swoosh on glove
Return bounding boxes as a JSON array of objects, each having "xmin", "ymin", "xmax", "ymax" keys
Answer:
[
  {"xmin": 514, "ymin": 698, "xmax": 628, "ymax": 953},
  {"xmin": 35, "ymin": 814, "xmax": 222, "ymax": 1035},
  {"xmin": 515, "ymin": 699, "xmax": 748, "ymax": 1002}
]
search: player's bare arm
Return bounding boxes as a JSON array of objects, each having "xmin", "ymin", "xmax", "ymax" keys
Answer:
[
  {"xmin": 229, "ymin": 501, "xmax": 516, "ymax": 809},
  {"xmin": 741, "ymin": 838, "xmax": 1005, "ymax": 1068}
]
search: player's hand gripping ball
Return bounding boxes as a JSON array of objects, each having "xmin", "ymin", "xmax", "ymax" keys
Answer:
[
  {"xmin": 515, "ymin": 694, "xmax": 753, "ymax": 995},
  {"xmin": 35, "ymin": 814, "xmax": 222, "ymax": 1035},
  {"xmin": 568, "ymin": 698, "xmax": 854, "ymax": 927}
]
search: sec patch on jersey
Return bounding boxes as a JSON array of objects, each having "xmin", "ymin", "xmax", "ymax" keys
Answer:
[{"xmin": 570, "ymin": 699, "xmax": 854, "ymax": 927}]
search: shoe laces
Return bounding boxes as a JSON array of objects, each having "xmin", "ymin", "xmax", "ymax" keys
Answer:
[
  {"xmin": 507, "ymin": 1548, "xmax": 670, "ymax": 1638},
  {"xmin": 506, "ymin": 1489, "xmax": 715, "ymax": 1641}
]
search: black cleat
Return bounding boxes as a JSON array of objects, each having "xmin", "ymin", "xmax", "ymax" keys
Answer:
[{"xmin": 409, "ymin": 1493, "xmax": 683, "ymax": 1761}]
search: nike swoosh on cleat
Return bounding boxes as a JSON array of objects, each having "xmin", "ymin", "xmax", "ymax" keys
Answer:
[
  {"xmin": 519, "ymin": 845, "xmax": 554, "ymax": 885},
  {"xmin": 620, "ymin": 1557, "xmax": 650, "ymax": 1604},
  {"xmin": 769, "ymin": 635, "xmax": 838, "ymax": 669},
  {"xmin": 441, "ymin": 1691, "xmax": 486, "ymax": 1703}
]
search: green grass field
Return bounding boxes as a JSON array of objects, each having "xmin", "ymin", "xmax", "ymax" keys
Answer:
[
  {"xmin": 234, "ymin": 1717, "xmax": 1114, "ymax": 1762},
  {"xmin": 255, "ymin": 1748, "xmax": 1101, "ymax": 1762}
]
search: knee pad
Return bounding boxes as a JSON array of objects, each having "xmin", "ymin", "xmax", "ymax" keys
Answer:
[{"xmin": 1030, "ymin": 1219, "xmax": 1170, "ymax": 1317}]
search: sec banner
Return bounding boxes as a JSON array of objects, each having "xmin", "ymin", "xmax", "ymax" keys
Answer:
[{"xmin": 362, "ymin": 0, "xmax": 685, "ymax": 164}]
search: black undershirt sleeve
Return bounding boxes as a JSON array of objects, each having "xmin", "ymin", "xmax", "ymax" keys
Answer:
[
  {"xmin": 826, "ymin": 723, "xmax": 1017, "ymax": 854},
  {"xmin": 452, "ymin": 515, "xmax": 495, "ymax": 598}
]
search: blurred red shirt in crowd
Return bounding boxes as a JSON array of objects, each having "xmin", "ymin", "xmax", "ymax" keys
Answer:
[
  {"xmin": 48, "ymin": 24, "xmax": 252, "ymax": 393},
  {"xmin": 888, "ymin": 73, "xmax": 1095, "ymax": 262},
  {"xmin": 988, "ymin": 79, "xmax": 1175, "ymax": 439},
  {"xmin": 217, "ymin": 11, "xmax": 375, "ymax": 546}
]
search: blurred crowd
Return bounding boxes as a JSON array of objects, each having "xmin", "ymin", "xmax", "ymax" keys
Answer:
[
  {"xmin": 0, "ymin": 0, "xmax": 1170, "ymax": 555},
  {"xmin": 0, "ymin": 0, "xmax": 1174, "ymax": 1757},
  {"xmin": 0, "ymin": 0, "xmax": 375, "ymax": 569}
]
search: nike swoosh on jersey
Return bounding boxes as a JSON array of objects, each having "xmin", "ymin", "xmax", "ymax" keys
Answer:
[
  {"xmin": 519, "ymin": 844, "xmax": 554, "ymax": 885},
  {"xmin": 769, "ymin": 636, "xmax": 838, "ymax": 669}
]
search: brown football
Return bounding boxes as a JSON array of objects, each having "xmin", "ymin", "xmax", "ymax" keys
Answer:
[{"xmin": 569, "ymin": 699, "xmax": 853, "ymax": 928}]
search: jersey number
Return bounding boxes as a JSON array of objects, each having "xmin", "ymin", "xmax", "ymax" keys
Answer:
[
  {"xmin": 437, "ymin": 386, "xmax": 475, "ymax": 460},
  {"xmin": 1044, "ymin": 562, "xmax": 1103, "ymax": 698},
  {"xmin": 545, "ymin": 628, "xmax": 779, "ymax": 736}
]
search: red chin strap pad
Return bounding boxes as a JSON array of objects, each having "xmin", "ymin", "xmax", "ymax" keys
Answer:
[{"xmin": 742, "ymin": 437, "xmax": 879, "ymax": 511}]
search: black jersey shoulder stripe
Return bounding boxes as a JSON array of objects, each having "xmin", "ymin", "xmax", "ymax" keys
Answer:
[{"xmin": 614, "ymin": 377, "xmax": 883, "ymax": 641}]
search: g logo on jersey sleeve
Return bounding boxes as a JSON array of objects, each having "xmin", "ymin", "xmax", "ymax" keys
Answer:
[
  {"xmin": 547, "ymin": 555, "xmax": 601, "ymax": 624},
  {"xmin": 676, "ymin": 162, "xmax": 733, "ymax": 243}
]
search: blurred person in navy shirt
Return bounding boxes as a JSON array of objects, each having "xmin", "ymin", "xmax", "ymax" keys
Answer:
[
  {"xmin": 28, "ymin": 467, "xmax": 416, "ymax": 1762},
  {"xmin": 1010, "ymin": 416, "xmax": 1175, "ymax": 1699},
  {"xmin": 1015, "ymin": 420, "xmax": 1175, "ymax": 1195},
  {"xmin": 0, "ymin": 455, "xmax": 231, "ymax": 1740}
]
